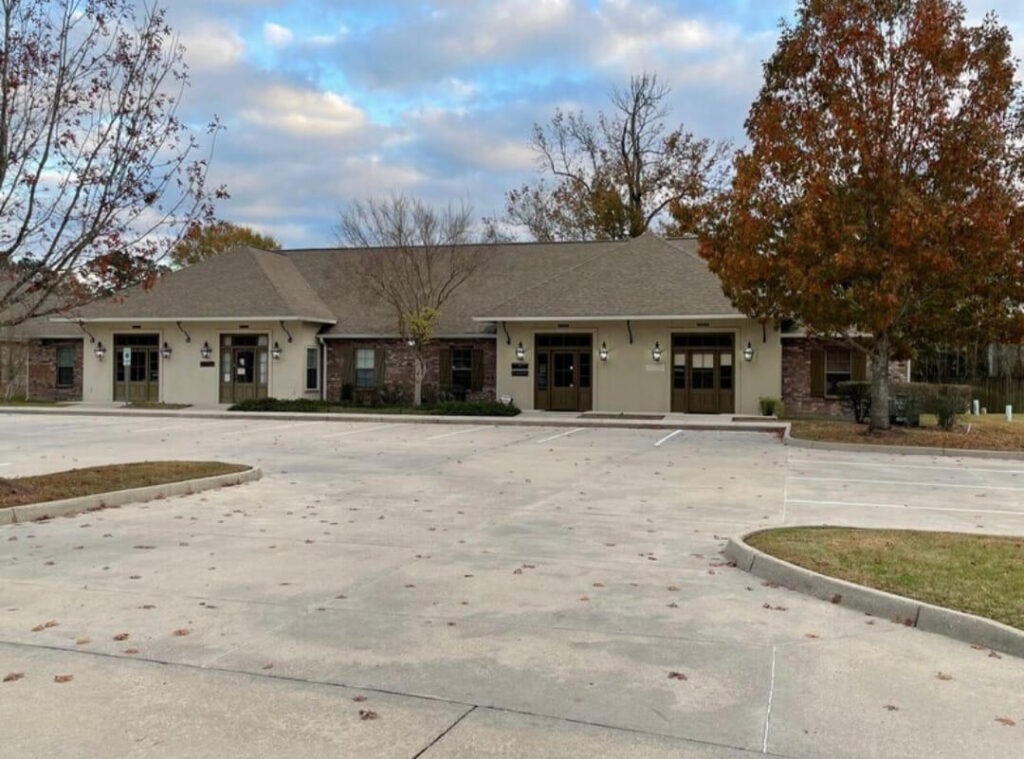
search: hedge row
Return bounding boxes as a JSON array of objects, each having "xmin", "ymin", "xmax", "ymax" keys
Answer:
[
  {"xmin": 228, "ymin": 397, "xmax": 521, "ymax": 417},
  {"xmin": 836, "ymin": 382, "xmax": 972, "ymax": 429}
]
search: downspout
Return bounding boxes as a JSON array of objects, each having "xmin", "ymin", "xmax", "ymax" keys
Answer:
[{"xmin": 318, "ymin": 335, "xmax": 327, "ymax": 401}]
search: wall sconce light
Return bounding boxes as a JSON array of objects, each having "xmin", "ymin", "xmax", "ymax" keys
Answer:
[
  {"xmin": 160, "ymin": 341, "xmax": 172, "ymax": 359},
  {"xmin": 200, "ymin": 341, "xmax": 213, "ymax": 360},
  {"xmin": 743, "ymin": 342, "xmax": 755, "ymax": 362},
  {"xmin": 599, "ymin": 341, "xmax": 609, "ymax": 361},
  {"xmin": 406, "ymin": 338, "xmax": 416, "ymax": 348},
  {"xmin": 271, "ymin": 342, "xmax": 283, "ymax": 360},
  {"xmin": 651, "ymin": 341, "xmax": 662, "ymax": 362},
  {"xmin": 515, "ymin": 341, "xmax": 526, "ymax": 361},
  {"xmin": 94, "ymin": 342, "xmax": 107, "ymax": 360}
]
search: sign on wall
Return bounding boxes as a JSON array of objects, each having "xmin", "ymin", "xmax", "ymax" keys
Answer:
[{"xmin": 511, "ymin": 362, "xmax": 529, "ymax": 377}]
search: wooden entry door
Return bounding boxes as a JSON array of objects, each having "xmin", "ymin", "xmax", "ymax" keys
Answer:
[
  {"xmin": 219, "ymin": 334, "xmax": 269, "ymax": 404},
  {"xmin": 534, "ymin": 334, "xmax": 593, "ymax": 412},
  {"xmin": 671, "ymin": 334, "xmax": 735, "ymax": 414},
  {"xmin": 113, "ymin": 334, "xmax": 160, "ymax": 402}
]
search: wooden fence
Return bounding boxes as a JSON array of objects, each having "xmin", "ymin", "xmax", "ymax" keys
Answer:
[{"xmin": 971, "ymin": 378, "xmax": 1024, "ymax": 412}]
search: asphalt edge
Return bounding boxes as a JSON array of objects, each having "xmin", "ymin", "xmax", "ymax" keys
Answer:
[
  {"xmin": 0, "ymin": 466, "xmax": 262, "ymax": 526},
  {"xmin": 0, "ymin": 406, "xmax": 788, "ymax": 436},
  {"xmin": 725, "ymin": 531, "xmax": 1023, "ymax": 659},
  {"xmin": 783, "ymin": 426, "xmax": 1024, "ymax": 461}
]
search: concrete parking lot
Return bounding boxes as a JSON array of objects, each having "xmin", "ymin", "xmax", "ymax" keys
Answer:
[{"xmin": 1, "ymin": 413, "xmax": 1022, "ymax": 758}]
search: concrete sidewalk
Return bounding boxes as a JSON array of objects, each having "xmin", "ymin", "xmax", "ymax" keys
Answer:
[{"xmin": 0, "ymin": 402, "xmax": 789, "ymax": 435}]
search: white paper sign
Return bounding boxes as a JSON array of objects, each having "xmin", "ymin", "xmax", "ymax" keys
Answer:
[{"xmin": 122, "ymin": 347, "xmax": 132, "ymax": 366}]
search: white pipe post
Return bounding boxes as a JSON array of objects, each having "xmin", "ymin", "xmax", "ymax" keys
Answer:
[
  {"xmin": 1006, "ymin": 405, "xmax": 1013, "ymax": 423},
  {"xmin": 972, "ymin": 399, "xmax": 980, "ymax": 416}
]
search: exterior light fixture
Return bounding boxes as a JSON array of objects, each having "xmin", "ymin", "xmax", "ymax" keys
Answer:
[
  {"xmin": 515, "ymin": 341, "xmax": 526, "ymax": 361},
  {"xmin": 200, "ymin": 341, "xmax": 213, "ymax": 360},
  {"xmin": 406, "ymin": 338, "xmax": 416, "ymax": 348},
  {"xmin": 743, "ymin": 342, "xmax": 755, "ymax": 362},
  {"xmin": 94, "ymin": 342, "xmax": 107, "ymax": 361},
  {"xmin": 271, "ymin": 342, "xmax": 283, "ymax": 360},
  {"xmin": 160, "ymin": 341, "xmax": 172, "ymax": 359},
  {"xmin": 599, "ymin": 342, "xmax": 609, "ymax": 362},
  {"xmin": 651, "ymin": 341, "xmax": 662, "ymax": 362}
]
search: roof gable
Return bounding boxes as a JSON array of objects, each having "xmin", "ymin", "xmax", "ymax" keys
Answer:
[{"xmin": 73, "ymin": 246, "xmax": 336, "ymax": 323}]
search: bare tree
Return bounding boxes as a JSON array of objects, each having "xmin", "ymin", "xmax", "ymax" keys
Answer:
[
  {"xmin": 503, "ymin": 73, "xmax": 729, "ymax": 241},
  {"xmin": 336, "ymin": 196, "xmax": 486, "ymax": 406},
  {"xmin": 0, "ymin": 0, "xmax": 225, "ymax": 328}
]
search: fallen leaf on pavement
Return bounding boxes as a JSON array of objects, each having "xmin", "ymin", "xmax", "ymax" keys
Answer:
[
  {"xmin": 3, "ymin": 672, "xmax": 24, "ymax": 683},
  {"xmin": 668, "ymin": 672, "xmax": 688, "ymax": 681},
  {"xmin": 53, "ymin": 675, "xmax": 73, "ymax": 683}
]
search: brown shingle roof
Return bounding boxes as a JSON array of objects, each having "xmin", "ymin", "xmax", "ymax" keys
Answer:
[
  {"xmin": 66, "ymin": 235, "xmax": 740, "ymax": 335},
  {"xmin": 284, "ymin": 239, "xmax": 620, "ymax": 336},
  {"xmin": 72, "ymin": 246, "xmax": 336, "ymax": 323},
  {"xmin": 474, "ymin": 234, "xmax": 740, "ymax": 320}
]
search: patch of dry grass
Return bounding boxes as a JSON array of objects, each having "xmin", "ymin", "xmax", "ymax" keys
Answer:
[
  {"xmin": 747, "ymin": 527, "xmax": 1024, "ymax": 630},
  {"xmin": 0, "ymin": 461, "xmax": 249, "ymax": 509},
  {"xmin": 788, "ymin": 414, "xmax": 1024, "ymax": 451}
]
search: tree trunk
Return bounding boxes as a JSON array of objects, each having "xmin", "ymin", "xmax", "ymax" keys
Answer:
[
  {"xmin": 413, "ymin": 352, "xmax": 425, "ymax": 407},
  {"xmin": 868, "ymin": 336, "xmax": 891, "ymax": 431}
]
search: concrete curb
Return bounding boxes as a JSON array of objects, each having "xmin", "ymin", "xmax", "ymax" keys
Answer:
[
  {"xmin": 0, "ymin": 466, "xmax": 262, "ymax": 525},
  {"xmin": 0, "ymin": 406, "xmax": 788, "ymax": 436},
  {"xmin": 783, "ymin": 426, "xmax": 1024, "ymax": 461},
  {"xmin": 725, "ymin": 531, "xmax": 1024, "ymax": 658}
]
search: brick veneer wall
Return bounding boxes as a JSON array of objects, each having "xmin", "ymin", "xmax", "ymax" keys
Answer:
[
  {"xmin": 27, "ymin": 339, "xmax": 84, "ymax": 401},
  {"xmin": 325, "ymin": 338, "xmax": 496, "ymax": 403},
  {"xmin": 782, "ymin": 337, "xmax": 909, "ymax": 417}
]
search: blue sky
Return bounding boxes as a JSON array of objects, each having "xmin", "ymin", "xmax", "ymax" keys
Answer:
[{"xmin": 164, "ymin": 0, "xmax": 1024, "ymax": 248}]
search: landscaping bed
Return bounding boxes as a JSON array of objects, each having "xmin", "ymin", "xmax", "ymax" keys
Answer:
[
  {"xmin": 228, "ymin": 397, "xmax": 521, "ymax": 416},
  {"xmin": 0, "ymin": 462, "xmax": 250, "ymax": 509},
  {"xmin": 788, "ymin": 414, "xmax": 1024, "ymax": 452},
  {"xmin": 746, "ymin": 527, "xmax": 1024, "ymax": 630}
]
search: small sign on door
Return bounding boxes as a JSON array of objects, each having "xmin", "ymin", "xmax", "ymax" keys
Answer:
[{"xmin": 122, "ymin": 347, "xmax": 132, "ymax": 366}]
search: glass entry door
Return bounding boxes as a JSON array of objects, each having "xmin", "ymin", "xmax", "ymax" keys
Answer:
[
  {"xmin": 219, "ymin": 334, "xmax": 269, "ymax": 403},
  {"xmin": 113, "ymin": 334, "xmax": 160, "ymax": 402},
  {"xmin": 533, "ymin": 334, "xmax": 593, "ymax": 412},
  {"xmin": 671, "ymin": 334, "xmax": 735, "ymax": 414}
]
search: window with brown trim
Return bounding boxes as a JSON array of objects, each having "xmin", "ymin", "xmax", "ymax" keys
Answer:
[
  {"xmin": 55, "ymin": 346, "xmax": 74, "ymax": 387},
  {"xmin": 451, "ymin": 348, "xmax": 473, "ymax": 391},
  {"xmin": 824, "ymin": 349, "xmax": 853, "ymax": 397}
]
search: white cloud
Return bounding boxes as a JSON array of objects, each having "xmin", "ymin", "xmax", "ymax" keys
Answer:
[
  {"xmin": 241, "ymin": 85, "xmax": 368, "ymax": 136},
  {"xmin": 180, "ymin": 23, "xmax": 245, "ymax": 69},
  {"xmin": 263, "ymin": 21, "xmax": 293, "ymax": 47}
]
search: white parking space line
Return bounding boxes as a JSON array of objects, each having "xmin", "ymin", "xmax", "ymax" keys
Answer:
[
  {"xmin": 788, "ymin": 458, "xmax": 1024, "ymax": 475},
  {"xmin": 0, "ymin": 462, "xmax": 10, "ymax": 467},
  {"xmin": 222, "ymin": 422, "xmax": 314, "ymax": 436},
  {"xmin": 654, "ymin": 429, "xmax": 682, "ymax": 447},
  {"xmin": 535, "ymin": 427, "xmax": 585, "ymax": 444},
  {"xmin": 790, "ymin": 475, "xmax": 1024, "ymax": 492},
  {"xmin": 425, "ymin": 425, "xmax": 491, "ymax": 441},
  {"xmin": 321, "ymin": 423, "xmax": 395, "ymax": 439},
  {"xmin": 787, "ymin": 498, "xmax": 1024, "ymax": 516}
]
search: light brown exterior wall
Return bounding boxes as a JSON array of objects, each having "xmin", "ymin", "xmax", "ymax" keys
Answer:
[
  {"xmin": 325, "ymin": 338, "xmax": 496, "ymax": 403},
  {"xmin": 782, "ymin": 337, "xmax": 909, "ymax": 417}
]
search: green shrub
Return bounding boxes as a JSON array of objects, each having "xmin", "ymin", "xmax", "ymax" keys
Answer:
[
  {"xmin": 926, "ymin": 384, "xmax": 972, "ymax": 430},
  {"xmin": 229, "ymin": 397, "xmax": 335, "ymax": 412},
  {"xmin": 889, "ymin": 383, "xmax": 931, "ymax": 427},
  {"xmin": 430, "ymin": 400, "xmax": 521, "ymax": 416},
  {"xmin": 836, "ymin": 381, "xmax": 872, "ymax": 423},
  {"xmin": 758, "ymin": 397, "xmax": 784, "ymax": 417}
]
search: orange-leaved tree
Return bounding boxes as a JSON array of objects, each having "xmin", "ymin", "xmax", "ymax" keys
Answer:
[{"xmin": 701, "ymin": 0, "xmax": 1024, "ymax": 430}]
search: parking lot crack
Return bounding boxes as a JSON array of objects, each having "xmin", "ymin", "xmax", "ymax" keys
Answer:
[{"xmin": 410, "ymin": 705, "xmax": 476, "ymax": 758}]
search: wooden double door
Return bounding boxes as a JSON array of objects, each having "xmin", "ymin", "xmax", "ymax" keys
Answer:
[
  {"xmin": 113, "ymin": 334, "xmax": 160, "ymax": 402},
  {"xmin": 219, "ymin": 334, "xmax": 269, "ymax": 404},
  {"xmin": 534, "ymin": 334, "xmax": 593, "ymax": 412},
  {"xmin": 671, "ymin": 333, "xmax": 735, "ymax": 414}
]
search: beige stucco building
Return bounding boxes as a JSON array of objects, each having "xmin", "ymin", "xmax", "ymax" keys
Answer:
[{"xmin": 25, "ymin": 233, "xmax": 866, "ymax": 417}]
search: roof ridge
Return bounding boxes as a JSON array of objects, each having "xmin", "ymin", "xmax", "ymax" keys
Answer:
[
  {"xmin": 250, "ymin": 247, "xmax": 333, "ymax": 318},
  {"xmin": 280, "ymin": 238, "xmax": 633, "ymax": 255}
]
